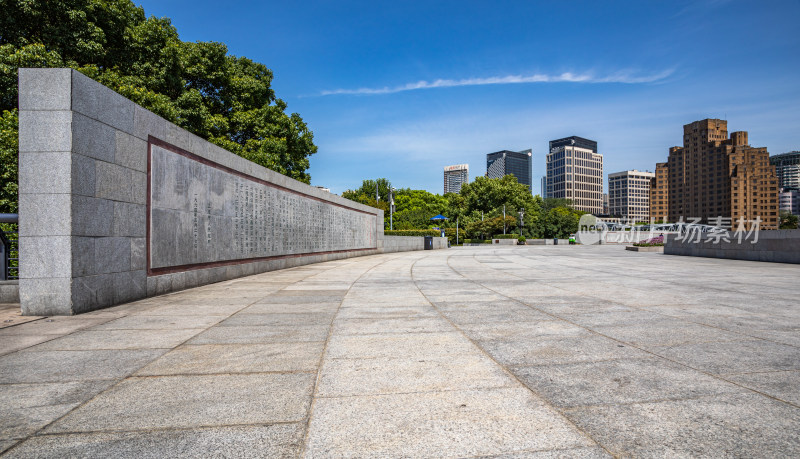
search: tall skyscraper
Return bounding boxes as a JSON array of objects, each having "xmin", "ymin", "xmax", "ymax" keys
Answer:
[
  {"xmin": 486, "ymin": 149, "xmax": 533, "ymax": 190},
  {"xmin": 665, "ymin": 119, "xmax": 778, "ymax": 229},
  {"xmin": 779, "ymin": 189, "xmax": 800, "ymax": 216},
  {"xmin": 770, "ymin": 151, "xmax": 800, "ymax": 191},
  {"xmin": 546, "ymin": 136, "xmax": 603, "ymax": 214},
  {"xmin": 608, "ymin": 170, "xmax": 655, "ymax": 223},
  {"xmin": 540, "ymin": 175, "xmax": 548, "ymax": 198},
  {"xmin": 649, "ymin": 161, "xmax": 670, "ymax": 222},
  {"xmin": 443, "ymin": 164, "xmax": 469, "ymax": 194}
]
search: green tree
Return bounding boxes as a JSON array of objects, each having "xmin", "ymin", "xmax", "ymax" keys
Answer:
[
  {"xmin": 779, "ymin": 210, "xmax": 799, "ymax": 230},
  {"xmin": 0, "ymin": 0, "xmax": 317, "ymax": 213},
  {"xmin": 534, "ymin": 200, "xmax": 585, "ymax": 238},
  {"xmin": 342, "ymin": 179, "xmax": 393, "ymax": 204},
  {"xmin": 455, "ymin": 175, "xmax": 541, "ymax": 237},
  {"xmin": 466, "ymin": 215, "xmax": 517, "ymax": 239},
  {"xmin": 0, "ymin": 109, "xmax": 18, "ymax": 213}
]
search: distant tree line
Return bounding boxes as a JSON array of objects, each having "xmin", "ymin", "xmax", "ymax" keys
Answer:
[
  {"xmin": 343, "ymin": 175, "xmax": 586, "ymax": 239},
  {"xmin": 0, "ymin": 0, "xmax": 318, "ymax": 213}
]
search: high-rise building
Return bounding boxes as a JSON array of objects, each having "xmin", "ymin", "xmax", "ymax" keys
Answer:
[
  {"xmin": 486, "ymin": 149, "xmax": 532, "ymax": 190},
  {"xmin": 779, "ymin": 189, "xmax": 800, "ymax": 216},
  {"xmin": 540, "ymin": 175, "xmax": 548, "ymax": 198},
  {"xmin": 770, "ymin": 151, "xmax": 800, "ymax": 191},
  {"xmin": 443, "ymin": 164, "xmax": 469, "ymax": 194},
  {"xmin": 608, "ymin": 170, "xmax": 655, "ymax": 223},
  {"xmin": 649, "ymin": 161, "xmax": 669, "ymax": 222},
  {"xmin": 546, "ymin": 136, "xmax": 603, "ymax": 214},
  {"xmin": 665, "ymin": 119, "xmax": 778, "ymax": 229},
  {"xmin": 602, "ymin": 193, "xmax": 609, "ymax": 215}
]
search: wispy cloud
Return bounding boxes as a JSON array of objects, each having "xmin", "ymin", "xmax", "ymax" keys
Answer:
[{"xmin": 318, "ymin": 69, "xmax": 675, "ymax": 96}]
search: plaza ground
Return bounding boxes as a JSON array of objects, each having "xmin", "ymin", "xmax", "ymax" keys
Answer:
[{"xmin": 1, "ymin": 245, "xmax": 798, "ymax": 457}]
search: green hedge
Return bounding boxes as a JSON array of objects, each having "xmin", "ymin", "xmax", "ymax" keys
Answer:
[
  {"xmin": 384, "ymin": 230, "xmax": 442, "ymax": 237},
  {"xmin": 462, "ymin": 239, "xmax": 491, "ymax": 244},
  {"xmin": 492, "ymin": 233, "xmax": 520, "ymax": 239}
]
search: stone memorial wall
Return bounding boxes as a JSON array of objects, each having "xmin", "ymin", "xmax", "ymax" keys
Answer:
[
  {"xmin": 148, "ymin": 139, "xmax": 377, "ymax": 273},
  {"xmin": 17, "ymin": 68, "xmax": 406, "ymax": 316}
]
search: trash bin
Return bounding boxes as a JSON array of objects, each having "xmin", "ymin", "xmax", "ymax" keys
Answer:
[
  {"xmin": 424, "ymin": 235, "xmax": 434, "ymax": 250},
  {"xmin": 553, "ymin": 238, "xmax": 558, "ymax": 245}
]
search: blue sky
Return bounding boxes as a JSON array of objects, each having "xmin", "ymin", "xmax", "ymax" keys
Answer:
[{"xmin": 136, "ymin": 0, "xmax": 800, "ymax": 195}]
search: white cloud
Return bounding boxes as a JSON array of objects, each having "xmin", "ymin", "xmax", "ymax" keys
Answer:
[{"xmin": 319, "ymin": 69, "xmax": 675, "ymax": 96}]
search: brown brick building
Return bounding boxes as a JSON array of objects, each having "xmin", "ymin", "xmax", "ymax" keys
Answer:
[
  {"xmin": 649, "ymin": 161, "xmax": 669, "ymax": 222},
  {"xmin": 651, "ymin": 119, "xmax": 778, "ymax": 229}
]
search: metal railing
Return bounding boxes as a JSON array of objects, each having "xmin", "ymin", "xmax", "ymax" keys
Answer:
[{"xmin": 0, "ymin": 214, "xmax": 18, "ymax": 281}]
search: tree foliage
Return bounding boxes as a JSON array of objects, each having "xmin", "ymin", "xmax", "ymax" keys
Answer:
[
  {"xmin": 341, "ymin": 175, "xmax": 586, "ymax": 238},
  {"xmin": 0, "ymin": 0, "xmax": 317, "ymax": 213},
  {"xmin": 0, "ymin": 109, "xmax": 18, "ymax": 213},
  {"xmin": 779, "ymin": 210, "xmax": 799, "ymax": 230}
]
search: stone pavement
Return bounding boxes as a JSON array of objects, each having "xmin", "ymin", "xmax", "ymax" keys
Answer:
[{"xmin": 1, "ymin": 245, "xmax": 799, "ymax": 457}]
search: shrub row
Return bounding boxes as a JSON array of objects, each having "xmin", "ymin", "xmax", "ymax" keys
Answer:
[
  {"xmin": 491, "ymin": 234, "xmax": 520, "ymax": 239},
  {"xmin": 384, "ymin": 229, "xmax": 442, "ymax": 237}
]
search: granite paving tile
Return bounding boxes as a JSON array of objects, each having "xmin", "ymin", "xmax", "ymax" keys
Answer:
[
  {"xmin": 478, "ymin": 334, "xmax": 647, "ymax": 367},
  {"xmin": 90, "ymin": 315, "xmax": 226, "ymax": 330},
  {"xmin": 0, "ymin": 380, "xmax": 115, "ymax": 440},
  {"xmin": 218, "ymin": 312, "xmax": 334, "ymax": 327},
  {"xmin": 514, "ymin": 358, "xmax": 742, "ymax": 408},
  {"xmin": 136, "ymin": 342, "xmax": 325, "ymax": 375},
  {"xmin": 331, "ymin": 317, "xmax": 453, "ymax": 335},
  {"xmin": 316, "ymin": 353, "xmax": 515, "ymax": 397},
  {"xmin": 564, "ymin": 393, "xmax": 800, "ymax": 457},
  {"xmin": 25, "ymin": 329, "xmax": 204, "ymax": 351},
  {"xmin": 304, "ymin": 387, "xmax": 594, "ymax": 458},
  {"xmin": 725, "ymin": 370, "xmax": 800, "ymax": 406},
  {"xmin": 188, "ymin": 324, "xmax": 330, "ymax": 344},
  {"xmin": 0, "ymin": 349, "xmax": 167, "ymax": 383},
  {"xmin": 45, "ymin": 373, "xmax": 315, "ymax": 433},
  {"xmin": 325, "ymin": 332, "xmax": 473, "ymax": 360},
  {"xmin": 5, "ymin": 424, "xmax": 304, "ymax": 458},
  {"xmin": 648, "ymin": 339, "xmax": 800, "ymax": 375}
]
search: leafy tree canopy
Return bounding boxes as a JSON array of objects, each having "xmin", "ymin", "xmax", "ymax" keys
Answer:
[
  {"xmin": 0, "ymin": 0, "xmax": 317, "ymax": 212},
  {"xmin": 341, "ymin": 175, "xmax": 586, "ymax": 238},
  {"xmin": 779, "ymin": 210, "xmax": 798, "ymax": 230}
]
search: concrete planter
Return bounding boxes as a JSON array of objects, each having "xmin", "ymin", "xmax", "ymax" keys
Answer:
[{"xmin": 626, "ymin": 245, "xmax": 664, "ymax": 253}]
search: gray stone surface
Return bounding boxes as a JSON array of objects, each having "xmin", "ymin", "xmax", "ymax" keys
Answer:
[
  {"xmin": 71, "ymin": 195, "xmax": 114, "ymax": 236},
  {"xmin": 17, "ymin": 68, "xmax": 71, "ymax": 111},
  {"xmin": 45, "ymin": 373, "xmax": 314, "ymax": 432},
  {"xmin": 515, "ymin": 358, "xmax": 741, "ymax": 408},
  {"xmin": 27, "ymin": 328, "xmax": 202, "ymax": 351},
  {"xmin": 565, "ymin": 393, "xmax": 800, "ymax": 457},
  {"xmin": 3, "ymin": 236, "xmax": 800, "ymax": 457},
  {"xmin": 4, "ymin": 424, "xmax": 305, "ymax": 459},
  {"xmin": 19, "ymin": 194, "xmax": 71, "ymax": 237},
  {"xmin": 17, "ymin": 110, "xmax": 72, "ymax": 153},
  {"xmin": 136, "ymin": 342, "xmax": 324, "ymax": 375},
  {"xmin": 17, "ymin": 152, "xmax": 72, "ymax": 195},
  {"xmin": 0, "ymin": 380, "xmax": 115, "ymax": 440},
  {"xmin": 0, "ymin": 349, "xmax": 167, "ymax": 383},
  {"xmin": 305, "ymin": 388, "xmax": 594, "ymax": 458},
  {"xmin": 188, "ymin": 324, "xmax": 330, "ymax": 344},
  {"xmin": 71, "ymin": 69, "xmax": 134, "ymax": 134},
  {"xmin": 70, "ymin": 112, "xmax": 116, "ymax": 162},
  {"xmin": 149, "ymin": 144, "xmax": 377, "ymax": 270}
]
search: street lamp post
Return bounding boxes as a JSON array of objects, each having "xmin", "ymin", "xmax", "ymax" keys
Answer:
[{"xmin": 389, "ymin": 187, "xmax": 395, "ymax": 231}]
